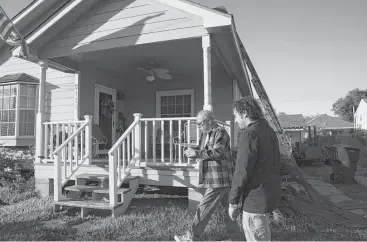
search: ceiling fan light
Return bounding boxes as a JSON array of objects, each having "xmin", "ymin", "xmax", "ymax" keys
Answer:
[{"xmin": 146, "ymin": 75, "xmax": 155, "ymax": 82}]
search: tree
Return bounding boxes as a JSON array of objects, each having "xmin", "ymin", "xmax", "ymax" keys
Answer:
[
  {"xmin": 332, "ymin": 88, "xmax": 367, "ymax": 122},
  {"xmin": 278, "ymin": 112, "xmax": 287, "ymax": 116}
]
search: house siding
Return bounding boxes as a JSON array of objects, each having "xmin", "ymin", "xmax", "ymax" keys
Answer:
[
  {"xmin": 78, "ymin": 64, "xmax": 235, "ymax": 125},
  {"xmin": 356, "ymin": 100, "xmax": 367, "ymax": 130},
  {"xmin": 41, "ymin": 0, "xmax": 207, "ymax": 58},
  {"xmin": 0, "ymin": 54, "xmax": 77, "ymax": 123}
]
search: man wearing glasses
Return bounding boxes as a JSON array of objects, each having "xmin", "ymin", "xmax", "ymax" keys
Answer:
[{"xmin": 174, "ymin": 110, "xmax": 243, "ymax": 242}]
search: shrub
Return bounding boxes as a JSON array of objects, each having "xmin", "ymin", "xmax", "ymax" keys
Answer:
[{"xmin": 0, "ymin": 146, "xmax": 38, "ymax": 204}]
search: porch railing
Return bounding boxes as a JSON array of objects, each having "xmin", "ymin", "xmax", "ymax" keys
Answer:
[
  {"xmin": 110, "ymin": 113, "xmax": 232, "ymax": 167},
  {"xmin": 107, "ymin": 113, "xmax": 142, "ymax": 207},
  {"xmin": 43, "ymin": 119, "xmax": 88, "ymax": 163},
  {"xmin": 52, "ymin": 115, "xmax": 93, "ymax": 202}
]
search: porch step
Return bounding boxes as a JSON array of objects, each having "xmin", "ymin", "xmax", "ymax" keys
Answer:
[
  {"xmin": 55, "ymin": 198, "xmax": 126, "ymax": 218},
  {"xmin": 75, "ymin": 173, "xmax": 139, "ymax": 183},
  {"xmin": 55, "ymin": 198, "xmax": 115, "ymax": 209},
  {"xmin": 93, "ymin": 188, "xmax": 131, "ymax": 195},
  {"xmin": 75, "ymin": 173, "xmax": 139, "ymax": 188},
  {"xmin": 64, "ymin": 185, "xmax": 130, "ymax": 194},
  {"xmin": 56, "ymin": 175, "xmax": 140, "ymax": 218},
  {"xmin": 76, "ymin": 173, "xmax": 109, "ymax": 180},
  {"xmin": 65, "ymin": 185, "xmax": 101, "ymax": 192}
]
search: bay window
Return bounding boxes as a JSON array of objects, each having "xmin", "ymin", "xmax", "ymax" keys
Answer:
[{"xmin": 0, "ymin": 83, "xmax": 37, "ymax": 137}]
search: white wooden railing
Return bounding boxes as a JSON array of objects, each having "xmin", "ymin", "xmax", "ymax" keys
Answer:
[
  {"xmin": 106, "ymin": 112, "xmax": 233, "ymax": 206},
  {"xmin": 107, "ymin": 113, "xmax": 142, "ymax": 207},
  {"xmin": 43, "ymin": 119, "xmax": 87, "ymax": 163},
  {"xmin": 141, "ymin": 116, "xmax": 198, "ymax": 165},
  {"xmin": 140, "ymin": 116, "xmax": 232, "ymax": 165},
  {"xmin": 52, "ymin": 115, "xmax": 93, "ymax": 202}
]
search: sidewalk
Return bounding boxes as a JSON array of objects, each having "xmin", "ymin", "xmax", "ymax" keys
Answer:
[
  {"xmin": 302, "ymin": 164, "xmax": 367, "ymax": 228},
  {"xmin": 355, "ymin": 165, "xmax": 367, "ymax": 188}
]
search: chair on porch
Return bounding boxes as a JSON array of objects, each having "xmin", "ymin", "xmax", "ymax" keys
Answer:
[
  {"xmin": 173, "ymin": 121, "xmax": 199, "ymax": 161},
  {"xmin": 92, "ymin": 124, "xmax": 108, "ymax": 158}
]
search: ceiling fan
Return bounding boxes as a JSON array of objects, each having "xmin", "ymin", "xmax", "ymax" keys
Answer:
[{"xmin": 138, "ymin": 66, "xmax": 172, "ymax": 82}]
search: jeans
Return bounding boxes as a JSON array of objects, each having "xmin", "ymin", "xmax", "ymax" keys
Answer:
[
  {"xmin": 190, "ymin": 187, "xmax": 244, "ymax": 240},
  {"xmin": 242, "ymin": 211, "xmax": 271, "ymax": 241}
]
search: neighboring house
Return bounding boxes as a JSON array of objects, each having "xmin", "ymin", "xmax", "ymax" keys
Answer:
[
  {"xmin": 306, "ymin": 114, "xmax": 354, "ymax": 135},
  {"xmin": 278, "ymin": 114, "xmax": 307, "ymax": 145},
  {"xmin": 0, "ymin": 0, "xmax": 257, "ymax": 216},
  {"xmin": 355, "ymin": 97, "xmax": 367, "ymax": 130}
]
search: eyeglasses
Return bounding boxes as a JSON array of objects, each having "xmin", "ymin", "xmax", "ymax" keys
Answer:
[{"xmin": 197, "ymin": 119, "xmax": 207, "ymax": 127}]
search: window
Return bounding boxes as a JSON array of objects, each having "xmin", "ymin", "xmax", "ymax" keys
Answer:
[
  {"xmin": 156, "ymin": 90, "xmax": 194, "ymax": 118},
  {"xmin": 156, "ymin": 89, "xmax": 194, "ymax": 134},
  {"xmin": 160, "ymin": 95, "xmax": 192, "ymax": 118},
  {"xmin": 0, "ymin": 85, "xmax": 17, "ymax": 136},
  {"xmin": 19, "ymin": 84, "xmax": 36, "ymax": 136}
]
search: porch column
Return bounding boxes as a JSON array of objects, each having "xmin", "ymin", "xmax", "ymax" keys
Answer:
[
  {"xmin": 202, "ymin": 35, "xmax": 212, "ymax": 111},
  {"xmin": 35, "ymin": 60, "xmax": 48, "ymax": 163}
]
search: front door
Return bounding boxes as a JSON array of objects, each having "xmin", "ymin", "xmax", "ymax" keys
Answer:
[{"xmin": 94, "ymin": 84, "xmax": 117, "ymax": 153}]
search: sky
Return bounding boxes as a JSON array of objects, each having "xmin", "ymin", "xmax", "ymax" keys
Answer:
[{"xmin": 1, "ymin": 0, "xmax": 367, "ymax": 117}]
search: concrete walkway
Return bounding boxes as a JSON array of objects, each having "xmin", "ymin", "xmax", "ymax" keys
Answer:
[
  {"xmin": 303, "ymin": 173, "xmax": 367, "ymax": 218},
  {"xmin": 355, "ymin": 165, "xmax": 367, "ymax": 188}
]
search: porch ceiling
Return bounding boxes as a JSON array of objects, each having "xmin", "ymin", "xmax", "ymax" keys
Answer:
[{"xmin": 52, "ymin": 38, "xmax": 223, "ymax": 77}]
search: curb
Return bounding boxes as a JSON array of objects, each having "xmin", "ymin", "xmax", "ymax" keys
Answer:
[
  {"xmin": 355, "ymin": 176, "xmax": 367, "ymax": 188},
  {"xmin": 355, "ymin": 165, "xmax": 367, "ymax": 188}
]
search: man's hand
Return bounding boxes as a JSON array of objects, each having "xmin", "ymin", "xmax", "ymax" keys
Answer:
[
  {"xmin": 228, "ymin": 204, "xmax": 239, "ymax": 220},
  {"xmin": 184, "ymin": 148, "xmax": 196, "ymax": 158}
]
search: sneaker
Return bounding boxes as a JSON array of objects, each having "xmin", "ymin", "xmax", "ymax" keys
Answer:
[{"xmin": 174, "ymin": 231, "xmax": 193, "ymax": 242}]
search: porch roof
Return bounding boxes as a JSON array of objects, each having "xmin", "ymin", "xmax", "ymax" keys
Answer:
[{"xmin": 9, "ymin": 0, "xmax": 252, "ymax": 96}]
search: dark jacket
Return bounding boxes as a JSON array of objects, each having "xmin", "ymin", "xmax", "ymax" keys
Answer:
[{"xmin": 229, "ymin": 118, "xmax": 281, "ymax": 214}]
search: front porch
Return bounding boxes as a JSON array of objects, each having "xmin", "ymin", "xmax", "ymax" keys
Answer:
[{"xmin": 35, "ymin": 113, "xmax": 231, "ymax": 217}]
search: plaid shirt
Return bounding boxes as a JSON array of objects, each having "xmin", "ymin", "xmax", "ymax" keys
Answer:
[{"xmin": 194, "ymin": 123, "xmax": 233, "ymax": 188}]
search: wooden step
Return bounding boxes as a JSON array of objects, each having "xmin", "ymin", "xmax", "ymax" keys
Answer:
[
  {"xmin": 93, "ymin": 188, "xmax": 131, "ymax": 195},
  {"xmin": 76, "ymin": 174, "xmax": 139, "ymax": 183},
  {"xmin": 65, "ymin": 185, "xmax": 102, "ymax": 193},
  {"xmin": 56, "ymin": 174, "xmax": 140, "ymax": 218},
  {"xmin": 55, "ymin": 198, "xmax": 116, "ymax": 209},
  {"xmin": 76, "ymin": 173, "xmax": 109, "ymax": 180}
]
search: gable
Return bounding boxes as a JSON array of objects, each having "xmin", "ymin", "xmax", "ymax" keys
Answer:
[
  {"xmin": 39, "ymin": 0, "xmax": 208, "ymax": 58},
  {"xmin": 278, "ymin": 114, "xmax": 306, "ymax": 129},
  {"xmin": 307, "ymin": 114, "xmax": 353, "ymax": 129}
]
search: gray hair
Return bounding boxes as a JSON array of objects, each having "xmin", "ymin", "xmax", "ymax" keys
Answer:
[{"xmin": 196, "ymin": 110, "xmax": 215, "ymax": 121}]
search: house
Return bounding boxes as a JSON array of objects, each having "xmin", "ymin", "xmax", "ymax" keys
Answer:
[
  {"xmin": 278, "ymin": 114, "xmax": 307, "ymax": 145},
  {"xmin": 306, "ymin": 114, "xmax": 354, "ymax": 135},
  {"xmin": 355, "ymin": 97, "xmax": 367, "ymax": 130},
  {"xmin": 0, "ymin": 0, "xmax": 255, "ymax": 217}
]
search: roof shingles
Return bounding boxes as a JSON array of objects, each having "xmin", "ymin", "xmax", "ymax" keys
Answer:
[
  {"xmin": 306, "ymin": 114, "xmax": 353, "ymax": 129},
  {"xmin": 278, "ymin": 114, "xmax": 306, "ymax": 129},
  {"xmin": 0, "ymin": 73, "xmax": 39, "ymax": 84}
]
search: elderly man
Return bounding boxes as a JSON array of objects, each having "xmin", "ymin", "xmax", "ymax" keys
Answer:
[
  {"xmin": 228, "ymin": 97, "xmax": 281, "ymax": 241},
  {"xmin": 174, "ymin": 110, "xmax": 243, "ymax": 242}
]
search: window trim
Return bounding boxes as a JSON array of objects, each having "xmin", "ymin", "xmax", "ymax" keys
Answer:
[
  {"xmin": 156, "ymin": 89, "xmax": 195, "ymax": 118},
  {"xmin": 0, "ymin": 83, "xmax": 37, "ymax": 138},
  {"xmin": 0, "ymin": 84, "xmax": 18, "ymax": 137},
  {"xmin": 18, "ymin": 84, "xmax": 37, "ymax": 137}
]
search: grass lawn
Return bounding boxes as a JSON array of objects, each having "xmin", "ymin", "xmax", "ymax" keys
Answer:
[
  {"xmin": 1, "ymin": 186, "xmax": 367, "ymax": 241},
  {"xmin": 1, "ymin": 149, "xmax": 367, "ymax": 240}
]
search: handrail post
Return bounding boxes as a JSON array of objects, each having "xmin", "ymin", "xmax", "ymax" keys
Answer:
[
  {"xmin": 133, "ymin": 113, "xmax": 142, "ymax": 167},
  {"xmin": 225, "ymin": 120, "xmax": 232, "ymax": 149},
  {"xmin": 54, "ymin": 153, "xmax": 61, "ymax": 202},
  {"xmin": 84, "ymin": 115, "xmax": 93, "ymax": 165},
  {"xmin": 109, "ymin": 151, "xmax": 118, "ymax": 207}
]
